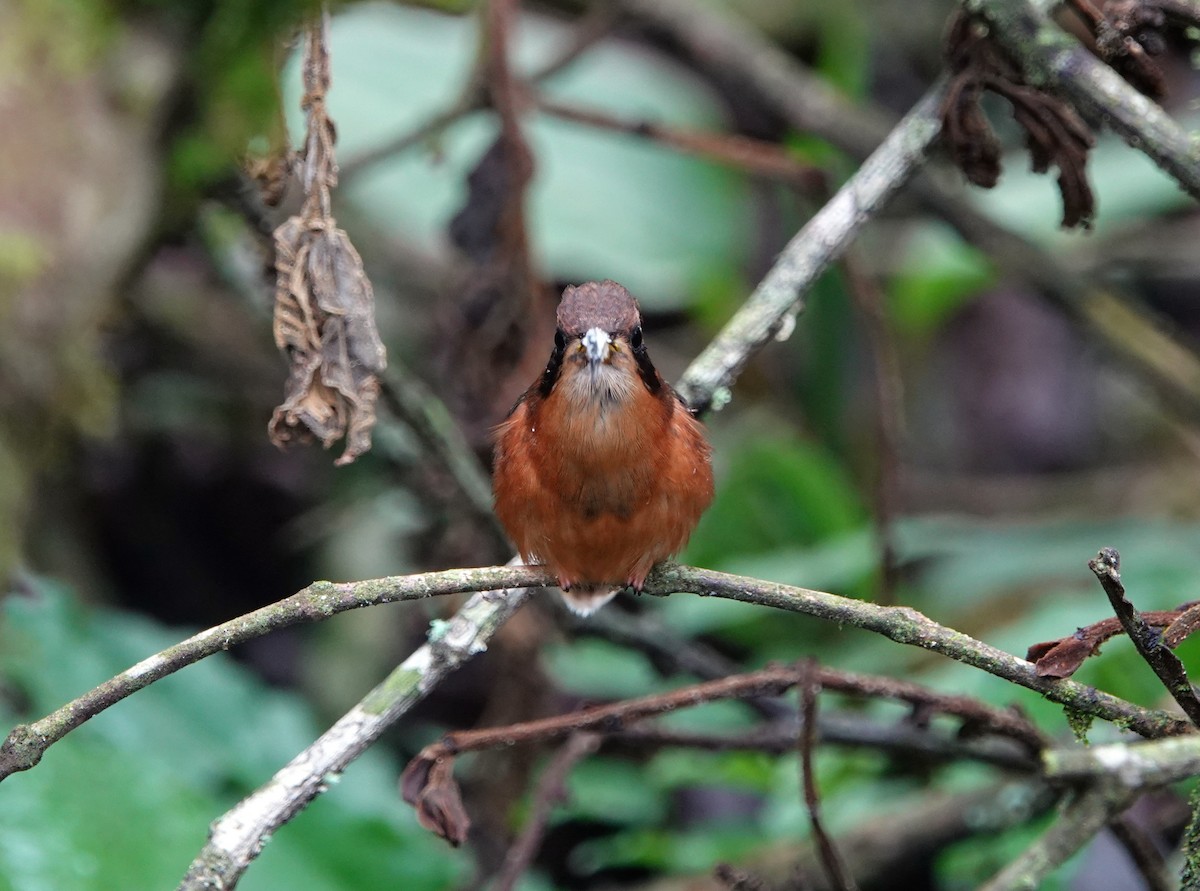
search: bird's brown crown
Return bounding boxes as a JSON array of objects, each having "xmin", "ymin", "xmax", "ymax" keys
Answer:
[{"xmin": 557, "ymin": 280, "xmax": 641, "ymax": 337}]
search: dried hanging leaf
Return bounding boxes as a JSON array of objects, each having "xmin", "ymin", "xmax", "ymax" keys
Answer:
[
  {"xmin": 400, "ymin": 750, "xmax": 471, "ymax": 846},
  {"xmin": 269, "ymin": 219, "xmax": 386, "ymax": 465},
  {"xmin": 1071, "ymin": 0, "xmax": 1168, "ymax": 97},
  {"xmin": 268, "ymin": 14, "xmax": 386, "ymax": 465},
  {"xmin": 940, "ymin": 10, "xmax": 1097, "ymax": 229}
]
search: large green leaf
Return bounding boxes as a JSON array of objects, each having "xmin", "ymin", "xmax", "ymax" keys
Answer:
[{"xmin": 0, "ymin": 581, "xmax": 466, "ymax": 891}]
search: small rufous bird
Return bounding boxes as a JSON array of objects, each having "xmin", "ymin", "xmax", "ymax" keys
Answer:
[{"xmin": 492, "ymin": 280, "xmax": 714, "ymax": 615}]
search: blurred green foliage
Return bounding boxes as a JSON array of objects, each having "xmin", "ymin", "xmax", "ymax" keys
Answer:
[
  {"xmin": 0, "ymin": 581, "xmax": 468, "ymax": 891},
  {"xmin": 6, "ymin": 0, "xmax": 1200, "ymax": 888}
]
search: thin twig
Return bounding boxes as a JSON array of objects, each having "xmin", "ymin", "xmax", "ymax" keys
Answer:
[
  {"xmin": 414, "ymin": 662, "xmax": 1044, "ymax": 760},
  {"xmin": 1089, "ymin": 547, "xmax": 1200, "ymax": 726},
  {"xmin": 980, "ymin": 784, "xmax": 1134, "ymax": 891},
  {"xmin": 339, "ymin": 4, "xmax": 619, "ymax": 183},
  {"xmin": 377, "ymin": 364, "xmax": 501, "ymax": 536},
  {"xmin": 491, "ymin": 732, "xmax": 601, "ymax": 891},
  {"xmin": 1108, "ymin": 814, "xmax": 1175, "ymax": 891},
  {"xmin": 625, "ymin": 0, "xmax": 1200, "ymax": 424},
  {"xmin": 534, "ymin": 97, "xmax": 826, "ymax": 189},
  {"xmin": 0, "ymin": 563, "xmax": 550, "ymax": 780},
  {"xmin": 643, "ymin": 564, "xmax": 1192, "ymax": 739},
  {"xmin": 799, "ymin": 663, "xmax": 860, "ymax": 891},
  {"xmin": 675, "ymin": 80, "xmax": 947, "ymax": 413},
  {"xmin": 1044, "ymin": 734, "xmax": 1200, "ymax": 787},
  {"xmin": 610, "ymin": 717, "xmax": 1038, "ymax": 771},
  {"xmin": 841, "ymin": 251, "xmax": 904, "ymax": 602},
  {"xmin": 578, "ymin": 607, "xmax": 792, "ymax": 719}
]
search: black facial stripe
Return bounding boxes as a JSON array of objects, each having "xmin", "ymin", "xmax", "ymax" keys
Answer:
[
  {"xmin": 632, "ymin": 344, "xmax": 661, "ymax": 394},
  {"xmin": 538, "ymin": 337, "xmax": 565, "ymax": 397}
]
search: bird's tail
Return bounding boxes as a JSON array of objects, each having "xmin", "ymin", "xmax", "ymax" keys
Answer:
[{"xmin": 560, "ymin": 585, "xmax": 621, "ymax": 616}]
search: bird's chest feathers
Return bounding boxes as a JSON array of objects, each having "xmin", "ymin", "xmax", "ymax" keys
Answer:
[{"xmin": 534, "ymin": 366, "xmax": 667, "ymax": 509}]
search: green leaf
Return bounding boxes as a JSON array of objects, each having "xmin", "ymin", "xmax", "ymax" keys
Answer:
[
  {"xmin": 686, "ymin": 435, "xmax": 868, "ymax": 568},
  {"xmin": 889, "ymin": 222, "xmax": 995, "ymax": 335},
  {"xmin": 542, "ymin": 637, "xmax": 666, "ymax": 699},
  {"xmin": 561, "ymin": 757, "xmax": 668, "ymax": 826},
  {"xmin": 0, "ymin": 582, "xmax": 467, "ymax": 890}
]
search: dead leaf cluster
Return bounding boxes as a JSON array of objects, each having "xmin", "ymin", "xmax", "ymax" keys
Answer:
[
  {"xmin": 267, "ymin": 15, "xmax": 387, "ymax": 465},
  {"xmin": 941, "ymin": 10, "xmax": 1097, "ymax": 229}
]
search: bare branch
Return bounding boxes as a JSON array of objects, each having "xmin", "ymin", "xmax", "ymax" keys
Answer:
[
  {"xmin": 1108, "ymin": 814, "xmax": 1175, "ymax": 891},
  {"xmin": 625, "ymin": 0, "xmax": 1200, "ymax": 424},
  {"xmin": 6, "ymin": 559, "xmax": 1188, "ymax": 785},
  {"xmin": 645, "ymin": 563, "xmax": 1192, "ymax": 739},
  {"xmin": 178, "ymin": 585, "xmax": 532, "ymax": 890},
  {"xmin": 1089, "ymin": 547, "xmax": 1200, "ymax": 726},
  {"xmin": 980, "ymin": 785, "xmax": 1134, "ymax": 891},
  {"xmin": 534, "ymin": 97, "xmax": 826, "ymax": 190},
  {"xmin": 492, "ymin": 733, "xmax": 601, "ymax": 891},
  {"xmin": 0, "ymin": 564, "xmax": 551, "ymax": 781},
  {"xmin": 675, "ymin": 82, "xmax": 947, "ymax": 413},
  {"xmin": 1045, "ymin": 734, "xmax": 1200, "ymax": 787},
  {"xmin": 799, "ymin": 663, "xmax": 860, "ymax": 891}
]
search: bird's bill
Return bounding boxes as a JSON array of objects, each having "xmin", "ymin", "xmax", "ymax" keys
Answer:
[{"xmin": 582, "ymin": 327, "xmax": 614, "ymax": 365}]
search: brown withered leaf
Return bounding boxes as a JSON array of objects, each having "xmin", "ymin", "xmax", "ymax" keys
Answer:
[
  {"xmin": 400, "ymin": 750, "xmax": 470, "ymax": 846},
  {"xmin": 1028, "ymin": 633, "xmax": 1099, "ymax": 679},
  {"xmin": 269, "ymin": 16, "xmax": 386, "ymax": 466},
  {"xmin": 244, "ymin": 150, "xmax": 294, "ymax": 208},
  {"xmin": 269, "ymin": 217, "xmax": 387, "ymax": 465},
  {"xmin": 941, "ymin": 10, "xmax": 1097, "ymax": 229},
  {"xmin": 1027, "ymin": 602, "xmax": 1200, "ymax": 678}
]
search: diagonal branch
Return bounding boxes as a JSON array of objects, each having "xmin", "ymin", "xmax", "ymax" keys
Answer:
[
  {"xmin": 625, "ymin": 0, "xmax": 1200, "ymax": 425},
  {"xmin": 675, "ymin": 81, "xmax": 946, "ymax": 413},
  {"xmin": 0, "ymin": 563, "xmax": 549, "ymax": 780},
  {"xmin": 799, "ymin": 663, "xmax": 860, "ymax": 891},
  {"xmin": 491, "ymin": 732, "xmax": 602, "ymax": 891},
  {"xmin": 980, "ymin": 784, "xmax": 1135, "ymax": 891},
  {"xmin": 178, "ymin": 584, "xmax": 532, "ymax": 889}
]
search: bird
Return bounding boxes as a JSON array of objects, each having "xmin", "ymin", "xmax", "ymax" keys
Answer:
[{"xmin": 492, "ymin": 280, "xmax": 714, "ymax": 615}]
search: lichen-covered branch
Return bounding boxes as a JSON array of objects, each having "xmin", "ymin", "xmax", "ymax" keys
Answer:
[
  {"xmin": 1089, "ymin": 547, "xmax": 1200, "ymax": 726},
  {"xmin": 5, "ymin": 560, "xmax": 1188, "ymax": 792},
  {"xmin": 0, "ymin": 564, "xmax": 551, "ymax": 781},
  {"xmin": 675, "ymin": 82, "xmax": 946, "ymax": 413},
  {"xmin": 644, "ymin": 564, "xmax": 1191, "ymax": 739},
  {"xmin": 177, "ymin": 585, "xmax": 531, "ymax": 890},
  {"xmin": 1045, "ymin": 734, "xmax": 1200, "ymax": 787},
  {"xmin": 625, "ymin": 0, "xmax": 1200, "ymax": 425}
]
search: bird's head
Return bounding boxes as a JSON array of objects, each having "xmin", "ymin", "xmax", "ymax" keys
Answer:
[{"xmin": 540, "ymin": 281, "xmax": 662, "ymax": 407}]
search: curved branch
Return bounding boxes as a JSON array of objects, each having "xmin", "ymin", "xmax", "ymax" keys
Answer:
[
  {"xmin": 6, "ymin": 561, "xmax": 1187, "ymax": 790},
  {"xmin": 0, "ymin": 564, "xmax": 552, "ymax": 780},
  {"xmin": 645, "ymin": 564, "xmax": 1191, "ymax": 739}
]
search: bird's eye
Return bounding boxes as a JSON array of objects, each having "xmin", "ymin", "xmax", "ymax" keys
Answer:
[
  {"xmin": 554, "ymin": 329, "xmax": 566, "ymax": 350},
  {"xmin": 630, "ymin": 326, "xmax": 643, "ymax": 349}
]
